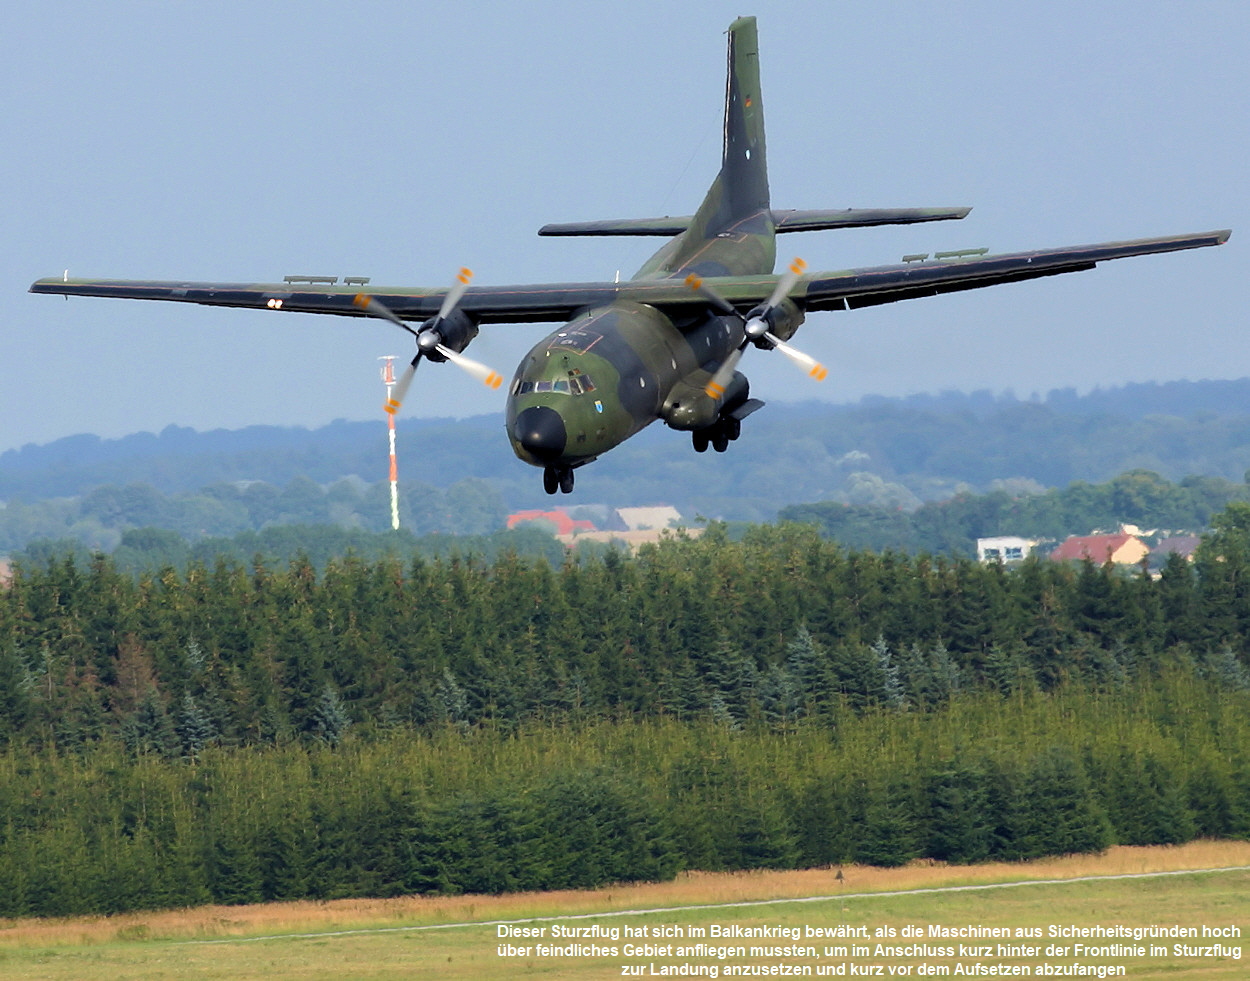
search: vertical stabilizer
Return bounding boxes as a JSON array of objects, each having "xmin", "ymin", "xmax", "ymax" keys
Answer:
[
  {"xmin": 721, "ymin": 16, "xmax": 769, "ymax": 221},
  {"xmin": 637, "ymin": 16, "xmax": 776, "ymax": 278}
]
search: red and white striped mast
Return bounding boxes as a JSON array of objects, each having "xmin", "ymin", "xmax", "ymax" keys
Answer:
[{"xmin": 379, "ymin": 356, "xmax": 401, "ymax": 530}]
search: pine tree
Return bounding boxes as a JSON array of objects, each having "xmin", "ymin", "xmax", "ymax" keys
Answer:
[
  {"xmin": 1205, "ymin": 645, "xmax": 1250, "ymax": 691},
  {"xmin": 925, "ymin": 759, "xmax": 993, "ymax": 863},
  {"xmin": 927, "ymin": 642, "xmax": 963, "ymax": 701},
  {"xmin": 435, "ymin": 666, "xmax": 468, "ymax": 727},
  {"xmin": 176, "ymin": 692, "xmax": 217, "ymax": 760},
  {"xmin": 784, "ymin": 624, "xmax": 825, "ymax": 709},
  {"xmin": 0, "ymin": 646, "xmax": 33, "ymax": 742},
  {"xmin": 310, "ymin": 683, "xmax": 352, "ymax": 745},
  {"xmin": 872, "ymin": 635, "xmax": 905, "ymax": 709},
  {"xmin": 854, "ymin": 776, "xmax": 919, "ymax": 867},
  {"xmin": 121, "ymin": 691, "xmax": 176, "ymax": 758}
]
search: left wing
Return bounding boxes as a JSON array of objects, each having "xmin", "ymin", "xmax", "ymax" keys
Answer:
[
  {"xmin": 796, "ymin": 229, "xmax": 1230, "ymax": 312},
  {"xmin": 29, "ymin": 229, "xmax": 1229, "ymax": 323}
]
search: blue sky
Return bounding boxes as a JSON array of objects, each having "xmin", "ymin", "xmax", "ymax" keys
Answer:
[{"xmin": 4, "ymin": 0, "xmax": 1245, "ymax": 454}]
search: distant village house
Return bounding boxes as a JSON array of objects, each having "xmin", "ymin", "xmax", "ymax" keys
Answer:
[
  {"xmin": 1050, "ymin": 532, "xmax": 1149, "ymax": 566},
  {"xmin": 976, "ymin": 536, "xmax": 1039, "ymax": 564},
  {"xmin": 507, "ymin": 505, "xmax": 693, "ymax": 550}
]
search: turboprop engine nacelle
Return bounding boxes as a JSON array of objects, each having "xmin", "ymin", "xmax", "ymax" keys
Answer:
[
  {"xmin": 746, "ymin": 297, "xmax": 805, "ymax": 345},
  {"xmin": 662, "ymin": 370, "xmax": 750, "ymax": 431},
  {"xmin": 418, "ymin": 308, "xmax": 479, "ymax": 362}
]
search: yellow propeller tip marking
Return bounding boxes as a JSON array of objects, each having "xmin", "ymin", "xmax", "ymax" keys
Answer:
[
  {"xmin": 705, "ymin": 382, "xmax": 725, "ymax": 398},
  {"xmin": 353, "ymin": 294, "xmax": 370, "ymax": 309},
  {"xmin": 810, "ymin": 365, "xmax": 828, "ymax": 382},
  {"xmin": 383, "ymin": 404, "xmax": 399, "ymax": 415},
  {"xmin": 684, "ymin": 273, "xmax": 703, "ymax": 290},
  {"xmin": 789, "ymin": 258, "xmax": 807, "ymax": 275},
  {"xmin": 485, "ymin": 374, "xmax": 503, "ymax": 390},
  {"xmin": 457, "ymin": 268, "xmax": 473, "ymax": 284}
]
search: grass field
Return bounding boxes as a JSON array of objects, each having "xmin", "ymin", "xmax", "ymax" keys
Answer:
[{"xmin": 0, "ymin": 841, "xmax": 1247, "ymax": 980}]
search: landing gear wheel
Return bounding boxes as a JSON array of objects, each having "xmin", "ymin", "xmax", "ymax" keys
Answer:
[
  {"xmin": 543, "ymin": 467, "xmax": 559, "ymax": 495},
  {"xmin": 726, "ymin": 417, "xmax": 741, "ymax": 441},
  {"xmin": 712, "ymin": 432, "xmax": 730, "ymax": 453},
  {"xmin": 559, "ymin": 468, "xmax": 575, "ymax": 494},
  {"xmin": 693, "ymin": 432, "xmax": 709, "ymax": 453}
]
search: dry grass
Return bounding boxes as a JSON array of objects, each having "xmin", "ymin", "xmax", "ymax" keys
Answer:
[{"xmin": 2, "ymin": 839, "xmax": 1247, "ymax": 949}]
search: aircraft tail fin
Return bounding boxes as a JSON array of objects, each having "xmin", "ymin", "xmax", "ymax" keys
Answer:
[
  {"xmin": 634, "ymin": 17, "xmax": 774, "ymax": 277},
  {"xmin": 718, "ymin": 15, "xmax": 770, "ymax": 222}
]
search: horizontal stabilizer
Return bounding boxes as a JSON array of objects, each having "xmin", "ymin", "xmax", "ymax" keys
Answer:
[
  {"xmin": 538, "ymin": 217, "xmax": 689, "ymax": 237},
  {"xmin": 539, "ymin": 207, "xmax": 970, "ymax": 238},
  {"xmin": 773, "ymin": 207, "xmax": 971, "ymax": 232}
]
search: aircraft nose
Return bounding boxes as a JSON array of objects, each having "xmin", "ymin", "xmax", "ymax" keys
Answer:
[{"xmin": 512, "ymin": 405, "xmax": 567, "ymax": 462}]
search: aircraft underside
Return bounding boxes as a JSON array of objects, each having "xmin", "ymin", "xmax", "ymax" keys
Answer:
[{"xmin": 505, "ymin": 300, "xmax": 763, "ymax": 494}]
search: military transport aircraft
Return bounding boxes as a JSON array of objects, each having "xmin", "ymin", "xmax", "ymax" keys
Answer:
[{"xmin": 31, "ymin": 17, "xmax": 1229, "ymax": 496}]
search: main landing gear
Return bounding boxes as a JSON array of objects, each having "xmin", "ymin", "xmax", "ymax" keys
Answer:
[
  {"xmin": 543, "ymin": 466, "xmax": 575, "ymax": 495},
  {"xmin": 692, "ymin": 415, "xmax": 741, "ymax": 454}
]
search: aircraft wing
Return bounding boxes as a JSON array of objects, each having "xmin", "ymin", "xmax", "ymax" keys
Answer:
[
  {"xmin": 28, "ymin": 276, "xmax": 639, "ymax": 325},
  {"xmin": 795, "ymin": 229, "xmax": 1231, "ymax": 312},
  {"xmin": 29, "ymin": 229, "xmax": 1229, "ymax": 325}
]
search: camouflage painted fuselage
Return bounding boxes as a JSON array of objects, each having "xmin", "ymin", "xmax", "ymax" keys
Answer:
[{"xmin": 507, "ymin": 17, "xmax": 777, "ymax": 471}]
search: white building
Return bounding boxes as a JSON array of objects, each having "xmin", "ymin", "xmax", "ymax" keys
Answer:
[
  {"xmin": 976, "ymin": 536, "xmax": 1039, "ymax": 564},
  {"xmin": 616, "ymin": 506, "xmax": 684, "ymax": 531}
]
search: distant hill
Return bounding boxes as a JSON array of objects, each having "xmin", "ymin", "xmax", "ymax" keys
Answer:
[{"xmin": 3, "ymin": 379, "xmax": 1250, "ymax": 524}]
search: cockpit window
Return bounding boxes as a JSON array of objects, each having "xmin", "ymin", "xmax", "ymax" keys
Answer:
[{"xmin": 512, "ymin": 369, "xmax": 597, "ymax": 397}]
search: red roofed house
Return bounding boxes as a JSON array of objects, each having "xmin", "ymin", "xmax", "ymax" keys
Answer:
[
  {"xmin": 1050, "ymin": 533, "xmax": 1149, "ymax": 566},
  {"xmin": 507, "ymin": 509, "xmax": 597, "ymax": 537}
]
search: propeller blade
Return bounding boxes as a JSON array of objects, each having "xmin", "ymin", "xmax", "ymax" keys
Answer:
[
  {"xmin": 437, "ymin": 267, "xmax": 473, "ymax": 321},
  {"xmin": 764, "ymin": 256, "xmax": 807, "ymax": 311},
  {"xmin": 353, "ymin": 293, "xmax": 416, "ymax": 334},
  {"xmin": 765, "ymin": 332, "xmax": 828, "ymax": 382},
  {"xmin": 704, "ymin": 345, "xmax": 745, "ymax": 399},
  {"xmin": 384, "ymin": 357, "xmax": 420, "ymax": 414},
  {"xmin": 435, "ymin": 344, "xmax": 503, "ymax": 390},
  {"xmin": 684, "ymin": 272, "xmax": 743, "ymax": 320}
]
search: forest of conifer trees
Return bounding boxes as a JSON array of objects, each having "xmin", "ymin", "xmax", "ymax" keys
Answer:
[{"xmin": 1, "ymin": 505, "xmax": 1249, "ymax": 916}]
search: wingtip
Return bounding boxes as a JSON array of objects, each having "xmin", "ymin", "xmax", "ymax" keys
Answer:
[{"xmin": 1216, "ymin": 229, "xmax": 1232, "ymax": 245}]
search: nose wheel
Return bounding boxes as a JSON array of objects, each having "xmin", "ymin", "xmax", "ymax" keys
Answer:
[{"xmin": 543, "ymin": 466, "xmax": 575, "ymax": 495}]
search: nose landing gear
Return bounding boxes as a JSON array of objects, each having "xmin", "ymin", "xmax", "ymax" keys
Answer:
[{"xmin": 543, "ymin": 466, "xmax": 575, "ymax": 495}]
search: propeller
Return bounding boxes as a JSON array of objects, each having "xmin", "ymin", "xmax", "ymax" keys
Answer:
[
  {"xmin": 685, "ymin": 257, "xmax": 827, "ymax": 400},
  {"xmin": 353, "ymin": 268, "xmax": 502, "ymax": 416}
]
